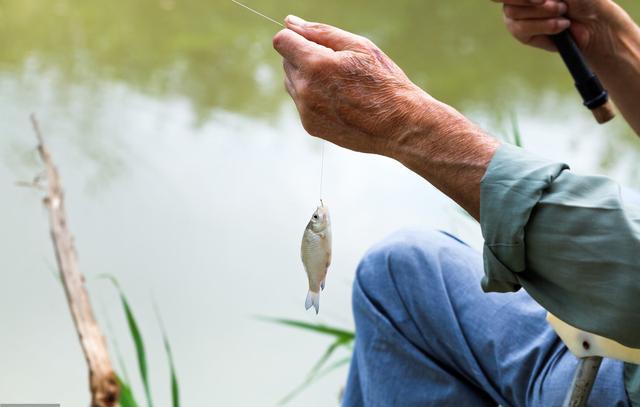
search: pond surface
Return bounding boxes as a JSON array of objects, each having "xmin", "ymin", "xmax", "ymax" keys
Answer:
[{"xmin": 1, "ymin": 0, "xmax": 639, "ymax": 405}]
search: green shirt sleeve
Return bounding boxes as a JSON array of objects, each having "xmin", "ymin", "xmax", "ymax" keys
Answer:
[{"xmin": 480, "ymin": 143, "xmax": 640, "ymax": 349}]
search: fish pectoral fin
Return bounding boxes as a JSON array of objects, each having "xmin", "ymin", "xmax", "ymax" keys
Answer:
[
  {"xmin": 305, "ymin": 290, "xmax": 320, "ymax": 315},
  {"xmin": 320, "ymin": 279, "xmax": 326, "ymax": 291}
]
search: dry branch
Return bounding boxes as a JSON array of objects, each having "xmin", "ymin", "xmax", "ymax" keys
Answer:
[{"xmin": 30, "ymin": 115, "xmax": 120, "ymax": 406}]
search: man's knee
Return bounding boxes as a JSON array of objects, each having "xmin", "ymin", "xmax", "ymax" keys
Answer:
[{"xmin": 353, "ymin": 229, "xmax": 464, "ymax": 311}]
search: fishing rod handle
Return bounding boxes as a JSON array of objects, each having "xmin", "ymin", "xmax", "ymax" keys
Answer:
[{"xmin": 550, "ymin": 30, "xmax": 615, "ymax": 124}]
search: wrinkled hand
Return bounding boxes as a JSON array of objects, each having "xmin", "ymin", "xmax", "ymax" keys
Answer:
[
  {"xmin": 493, "ymin": 0, "xmax": 624, "ymax": 56},
  {"xmin": 272, "ymin": 16, "xmax": 450, "ymax": 156}
]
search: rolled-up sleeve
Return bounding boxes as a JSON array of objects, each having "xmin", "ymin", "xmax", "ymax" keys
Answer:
[{"xmin": 480, "ymin": 143, "xmax": 640, "ymax": 348}]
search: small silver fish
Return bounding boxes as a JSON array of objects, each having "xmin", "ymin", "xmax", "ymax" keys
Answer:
[{"xmin": 301, "ymin": 202, "xmax": 332, "ymax": 314}]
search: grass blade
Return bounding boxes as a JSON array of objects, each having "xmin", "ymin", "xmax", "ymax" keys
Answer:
[
  {"xmin": 117, "ymin": 374, "xmax": 140, "ymax": 407},
  {"xmin": 256, "ymin": 316, "xmax": 355, "ymax": 341},
  {"xmin": 304, "ymin": 338, "xmax": 349, "ymax": 381},
  {"xmin": 258, "ymin": 316, "xmax": 356, "ymax": 405},
  {"xmin": 153, "ymin": 299, "xmax": 180, "ymax": 407},
  {"xmin": 120, "ymin": 290, "xmax": 153, "ymax": 407},
  {"xmin": 278, "ymin": 341, "xmax": 351, "ymax": 406},
  {"xmin": 259, "ymin": 316, "xmax": 355, "ymax": 405},
  {"xmin": 101, "ymin": 275, "xmax": 154, "ymax": 407},
  {"xmin": 311, "ymin": 356, "xmax": 351, "ymax": 382}
]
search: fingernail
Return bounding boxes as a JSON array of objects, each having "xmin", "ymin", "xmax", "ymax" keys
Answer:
[{"xmin": 286, "ymin": 15, "xmax": 307, "ymax": 27}]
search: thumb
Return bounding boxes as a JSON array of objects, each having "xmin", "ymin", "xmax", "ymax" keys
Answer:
[{"xmin": 284, "ymin": 15, "xmax": 370, "ymax": 52}]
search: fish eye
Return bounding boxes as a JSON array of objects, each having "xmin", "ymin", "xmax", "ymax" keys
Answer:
[{"xmin": 313, "ymin": 214, "xmax": 319, "ymax": 220}]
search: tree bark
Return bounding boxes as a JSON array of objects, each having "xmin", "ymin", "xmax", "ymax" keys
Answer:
[{"xmin": 30, "ymin": 115, "xmax": 120, "ymax": 406}]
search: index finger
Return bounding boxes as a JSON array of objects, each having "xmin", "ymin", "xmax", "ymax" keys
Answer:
[
  {"xmin": 284, "ymin": 15, "xmax": 370, "ymax": 52},
  {"xmin": 272, "ymin": 28, "xmax": 332, "ymax": 67}
]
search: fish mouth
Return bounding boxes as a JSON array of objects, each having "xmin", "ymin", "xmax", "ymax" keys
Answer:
[{"xmin": 316, "ymin": 206, "xmax": 328, "ymax": 217}]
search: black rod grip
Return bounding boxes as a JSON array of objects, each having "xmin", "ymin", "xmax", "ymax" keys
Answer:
[{"xmin": 550, "ymin": 30, "xmax": 609, "ymax": 110}]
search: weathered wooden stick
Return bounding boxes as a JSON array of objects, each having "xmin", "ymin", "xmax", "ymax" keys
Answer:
[{"xmin": 30, "ymin": 114, "xmax": 120, "ymax": 407}]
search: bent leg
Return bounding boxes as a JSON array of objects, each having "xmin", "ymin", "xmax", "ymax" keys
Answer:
[{"xmin": 342, "ymin": 229, "xmax": 629, "ymax": 407}]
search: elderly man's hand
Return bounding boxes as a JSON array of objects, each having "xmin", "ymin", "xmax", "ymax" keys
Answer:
[
  {"xmin": 493, "ymin": 0, "xmax": 640, "ymax": 135},
  {"xmin": 493, "ymin": 0, "xmax": 628, "ymax": 57},
  {"xmin": 272, "ymin": 16, "xmax": 459, "ymax": 157}
]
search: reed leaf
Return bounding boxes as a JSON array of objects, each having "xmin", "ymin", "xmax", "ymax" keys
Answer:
[
  {"xmin": 101, "ymin": 275, "xmax": 154, "ymax": 407},
  {"xmin": 278, "ymin": 339, "xmax": 352, "ymax": 406},
  {"xmin": 256, "ymin": 316, "xmax": 355, "ymax": 341},
  {"xmin": 153, "ymin": 300, "xmax": 180, "ymax": 407},
  {"xmin": 258, "ymin": 316, "xmax": 355, "ymax": 406},
  {"xmin": 117, "ymin": 374, "xmax": 140, "ymax": 407},
  {"xmin": 304, "ymin": 337, "xmax": 350, "ymax": 381}
]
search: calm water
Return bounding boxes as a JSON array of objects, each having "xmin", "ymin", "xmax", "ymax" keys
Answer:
[{"xmin": 1, "ymin": 1, "xmax": 640, "ymax": 405}]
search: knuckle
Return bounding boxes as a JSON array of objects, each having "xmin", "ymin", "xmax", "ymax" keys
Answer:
[
  {"xmin": 502, "ymin": 4, "xmax": 515, "ymax": 19},
  {"xmin": 339, "ymin": 53, "xmax": 369, "ymax": 75},
  {"xmin": 359, "ymin": 36, "xmax": 376, "ymax": 49},
  {"xmin": 503, "ymin": 5, "xmax": 517, "ymax": 19},
  {"xmin": 549, "ymin": 2, "xmax": 564, "ymax": 14},
  {"xmin": 308, "ymin": 22, "xmax": 329, "ymax": 34}
]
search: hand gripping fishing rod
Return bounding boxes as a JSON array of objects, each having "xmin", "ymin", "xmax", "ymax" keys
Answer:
[{"xmin": 550, "ymin": 30, "xmax": 615, "ymax": 124}]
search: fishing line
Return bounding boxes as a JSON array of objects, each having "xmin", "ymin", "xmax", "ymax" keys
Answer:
[
  {"xmin": 230, "ymin": 0, "xmax": 283, "ymax": 27},
  {"xmin": 319, "ymin": 141, "xmax": 325, "ymax": 204},
  {"xmin": 232, "ymin": 0, "xmax": 328, "ymax": 205}
]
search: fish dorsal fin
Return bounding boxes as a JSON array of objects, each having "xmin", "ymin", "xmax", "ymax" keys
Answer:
[{"xmin": 547, "ymin": 313, "xmax": 640, "ymax": 363}]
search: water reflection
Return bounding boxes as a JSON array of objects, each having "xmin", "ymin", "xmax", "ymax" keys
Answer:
[{"xmin": 1, "ymin": 0, "xmax": 638, "ymax": 120}]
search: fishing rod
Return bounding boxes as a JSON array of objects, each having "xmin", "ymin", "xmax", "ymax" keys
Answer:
[{"xmin": 550, "ymin": 30, "xmax": 615, "ymax": 124}]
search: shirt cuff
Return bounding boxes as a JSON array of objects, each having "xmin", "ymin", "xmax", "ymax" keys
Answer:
[{"xmin": 479, "ymin": 143, "xmax": 569, "ymax": 293}]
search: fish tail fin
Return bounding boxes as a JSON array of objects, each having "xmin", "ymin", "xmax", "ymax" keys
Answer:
[{"xmin": 305, "ymin": 290, "xmax": 320, "ymax": 315}]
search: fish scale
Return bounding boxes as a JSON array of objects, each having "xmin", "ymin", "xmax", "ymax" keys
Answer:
[{"xmin": 302, "ymin": 237, "xmax": 326, "ymax": 287}]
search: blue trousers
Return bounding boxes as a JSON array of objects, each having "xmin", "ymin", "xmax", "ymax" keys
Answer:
[{"xmin": 343, "ymin": 229, "xmax": 629, "ymax": 406}]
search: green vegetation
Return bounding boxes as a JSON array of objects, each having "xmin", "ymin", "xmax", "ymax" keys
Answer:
[
  {"xmin": 154, "ymin": 300, "xmax": 181, "ymax": 407},
  {"xmin": 101, "ymin": 275, "xmax": 180, "ymax": 407},
  {"xmin": 258, "ymin": 317, "xmax": 355, "ymax": 405}
]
